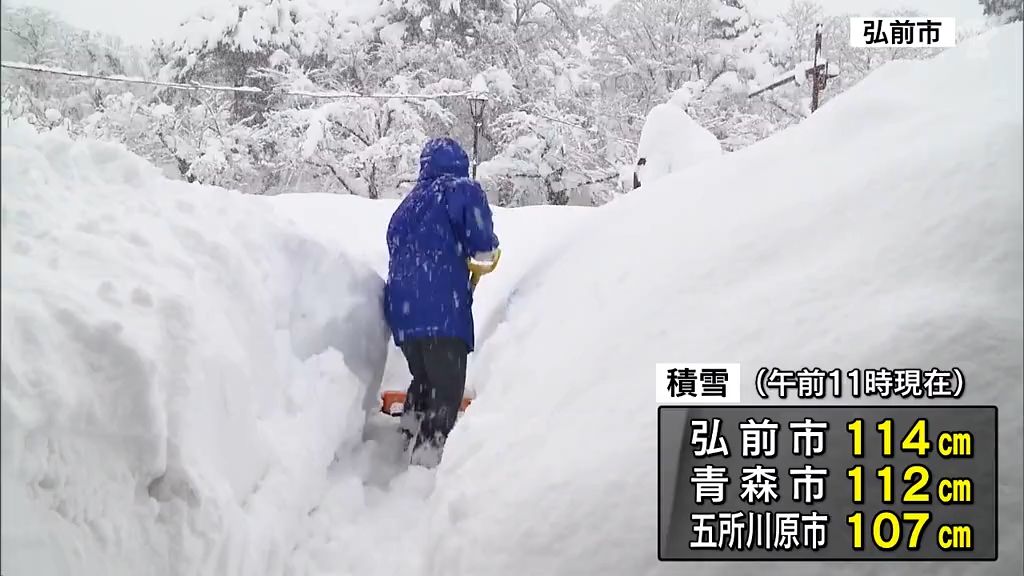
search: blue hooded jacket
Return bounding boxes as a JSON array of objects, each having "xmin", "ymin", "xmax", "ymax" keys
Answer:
[{"xmin": 383, "ymin": 138, "xmax": 499, "ymax": 352}]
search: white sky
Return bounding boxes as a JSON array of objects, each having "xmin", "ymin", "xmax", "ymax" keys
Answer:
[{"xmin": 5, "ymin": 0, "xmax": 985, "ymax": 46}]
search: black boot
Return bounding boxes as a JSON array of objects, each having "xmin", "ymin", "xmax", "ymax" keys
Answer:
[{"xmin": 398, "ymin": 337, "xmax": 468, "ymax": 468}]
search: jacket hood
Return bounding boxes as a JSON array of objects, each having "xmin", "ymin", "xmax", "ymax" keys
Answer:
[{"xmin": 418, "ymin": 137, "xmax": 470, "ymax": 181}]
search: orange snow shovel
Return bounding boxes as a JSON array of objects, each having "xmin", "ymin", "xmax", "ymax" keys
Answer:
[
  {"xmin": 379, "ymin": 248, "xmax": 501, "ymax": 416},
  {"xmin": 381, "ymin": 390, "xmax": 473, "ymax": 417}
]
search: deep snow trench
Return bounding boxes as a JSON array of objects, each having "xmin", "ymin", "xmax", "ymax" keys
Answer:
[
  {"xmin": 263, "ymin": 194, "xmax": 592, "ymax": 575},
  {"xmin": 0, "ymin": 118, "xmax": 591, "ymax": 576},
  {"xmin": 3, "ymin": 23, "xmax": 1023, "ymax": 576}
]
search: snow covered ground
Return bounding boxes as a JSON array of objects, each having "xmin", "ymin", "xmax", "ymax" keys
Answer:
[
  {"xmin": 2, "ymin": 22, "xmax": 1022, "ymax": 576},
  {"xmin": 421, "ymin": 22, "xmax": 1023, "ymax": 576}
]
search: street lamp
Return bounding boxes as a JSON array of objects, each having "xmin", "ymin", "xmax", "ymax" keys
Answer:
[{"xmin": 468, "ymin": 92, "xmax": 488, "ymax": 178}]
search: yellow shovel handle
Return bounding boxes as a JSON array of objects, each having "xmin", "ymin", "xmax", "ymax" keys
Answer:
[{"xmin": 468, "ymin": 248, "xmax": 501, "ymax": 289}]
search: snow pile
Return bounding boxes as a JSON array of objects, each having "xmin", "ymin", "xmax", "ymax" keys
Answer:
[
  {"xmin": 424, "ymin": 23, "xmax": 1023, "ymax": 576},
  {"xmin": 635, "ymin": 100, "xmax": 723, "ymax": 187},
  {"xmin": 0, "ymin": 121, "xmax": 389, "ymax": 576}
]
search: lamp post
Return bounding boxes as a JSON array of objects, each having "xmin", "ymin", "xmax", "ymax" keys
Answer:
[{"xmin": 468, "ymin": 92, "xmax": 488, "ymax": 178}]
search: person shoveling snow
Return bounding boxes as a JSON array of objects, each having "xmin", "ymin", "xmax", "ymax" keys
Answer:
[{"xmin": 383, "ymin": 137, "xmax": 500, "ymax": 468}]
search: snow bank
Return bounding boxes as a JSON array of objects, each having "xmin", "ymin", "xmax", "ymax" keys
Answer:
[
  {"xmin": 0, "ymin": 121, "xmax": 389, "ymax": 576},
  {"xmin": 635, "ymin": 100, "xmax": 722, "ymax": 187},
  {"xmin": 425, "ymin": 23, "xmax": 1023, "ymax": 576}
]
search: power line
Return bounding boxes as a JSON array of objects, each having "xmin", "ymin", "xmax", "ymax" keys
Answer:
[
  {"xmin": 2, "ymin": 60, "xmax": 638, "ymax": 146},
  {"xmin": 0, "ymin": 61, "xmax": 477, "ymax": 100}
]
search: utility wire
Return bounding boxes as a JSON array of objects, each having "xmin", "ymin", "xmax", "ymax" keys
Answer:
[
  {"xmin": 1, "ymin": 61, "xmax": 477, "ymax": 100},
  {"xmin": 3, "ymin": 60, "xmax": 638, "ymax": 146}
]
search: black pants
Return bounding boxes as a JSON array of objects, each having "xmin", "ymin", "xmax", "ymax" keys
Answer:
[{"xmin": 399, "ymin": 337, "xmax": 469, "ymax": 456}]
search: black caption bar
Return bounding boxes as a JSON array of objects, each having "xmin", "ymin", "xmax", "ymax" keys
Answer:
[{"xmin": 658, "ymin": 406, "xmax": 997, "ymax": 561}]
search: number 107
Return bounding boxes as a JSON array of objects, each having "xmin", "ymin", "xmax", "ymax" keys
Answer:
[{"xmin": 847, "ymin": 511, "xmax": 931, "ymax": 550}]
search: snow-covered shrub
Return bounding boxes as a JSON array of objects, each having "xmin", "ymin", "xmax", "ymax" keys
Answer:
[
  {"xmin": 635, "ymin": 101, "xmax": 722, "ymax": 186},
  {"xmin": 479, "ymin": 107, "xmax": 621, "ymax": 206}
]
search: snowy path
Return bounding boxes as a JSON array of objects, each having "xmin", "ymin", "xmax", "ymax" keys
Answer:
[
  {"xmin": 283, "ymin": 291, "xmax": 521, "ymax": 576},
  {"xmin": 257, "ymin": 193, "xmax": 594, "ymax": 573},
  {"xmin": 286, "ymin": 414, "xmax": 437, "ymax": 575},
  {"xmin": 281, "ymin": 258, "xmax": 538, "ymax": 575}
]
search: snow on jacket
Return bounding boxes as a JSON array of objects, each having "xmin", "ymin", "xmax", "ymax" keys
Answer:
[{"xmin": 384, "ymin": 137, "xmax": 499, "ymax": 352}]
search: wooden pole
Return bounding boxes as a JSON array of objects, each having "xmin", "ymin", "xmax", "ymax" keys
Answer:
[{"xmin": 811, "ymin": 24, "xmax": 822, "ymax": 112}]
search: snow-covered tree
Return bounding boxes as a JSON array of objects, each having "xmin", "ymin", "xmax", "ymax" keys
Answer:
[
  {"xmin": 155, "ymin": 0, "xmax": 348, "ymax": 124},
  {"xmin": 589, "ymin": 0, "xmax": 796, "ymax": 151},
  {"xmin": 1, "ymin": 4, "xmax": 150, "ymax": 138},
  {"xmin": 589, "ymin": 0, "xmax": 716, "ymax": 136},
  {"xmin": 262, "ymin": 70, "xmax": 456, "ymax": 198},
  {"xmin": 381, "ymin": 0, "xmax": 506, "ymax": 49},
  {"xmin": 368, "ymin": 0, "xmax": 617, "ymax": 203},
  {"xmin": 6, "ymin": 0, "xmax": 975, "ymax": 206},
  {"xmin": 479, "ymin": 104, "xmax": 622, "ymax": 206},
  {"xmin": 1, "ymin": 4, "xmax": 145, "ymax": 75},
  {"xmin": 979, "ymin": 0, "xmax": 1023, "ymax": 23}
]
